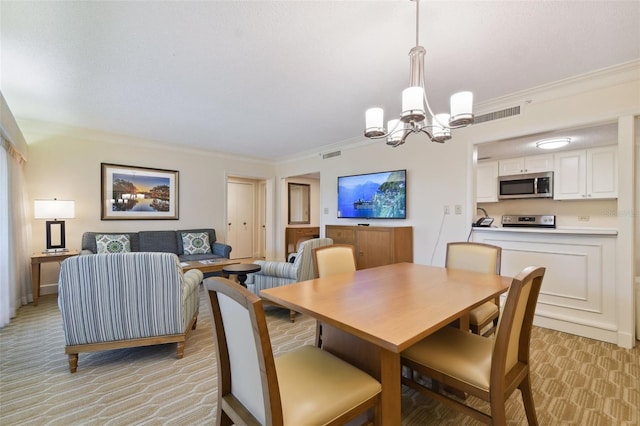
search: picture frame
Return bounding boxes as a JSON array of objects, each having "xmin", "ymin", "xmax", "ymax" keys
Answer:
[{"xmin": 101, "ymin": 163, "xmax": 179, "ymax": 220}]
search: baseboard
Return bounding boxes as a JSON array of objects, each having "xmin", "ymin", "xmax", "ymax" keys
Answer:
[{"xmin": 41, "ymin": 283, "xmax": 59, "ymax": 296}]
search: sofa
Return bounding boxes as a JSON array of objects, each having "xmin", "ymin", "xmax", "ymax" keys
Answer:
[
  {"xmin": 58, "ymin": 252, "xmax": 203, "ymax": 372},
  {"xmin": 245, "ymin": 238, "xmax": 333, "ymax": 321},
  {"xmin": 80, "ymin": 228, "xmax": 232, "ymax": 261}
]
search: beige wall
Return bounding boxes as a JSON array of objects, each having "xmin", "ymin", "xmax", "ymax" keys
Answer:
[
  {"xmin": 22, "ymin": 122, "xmax": 275, "ymax": 286},
  {"xmin": 17, "ymin": 62, "xmax": 640, "ymax": 344}
]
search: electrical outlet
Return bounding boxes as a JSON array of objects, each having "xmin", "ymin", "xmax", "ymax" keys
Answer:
[
  {"xmin": 443, "ymin": 205, "xmax": 451, "ymax": 215},
  {"xmin": 324, "ymin": 207, "xmax": 329, "ymax": 215},
  {"xmin": 455, "ymin": 204, "xmax": 462, "ymax": 215},
  {"xmin": 578, "ymin": 215, "xmax": 590, "ymax": 221}
]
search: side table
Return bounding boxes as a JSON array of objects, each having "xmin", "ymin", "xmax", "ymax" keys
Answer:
[
  {"xmin": 222, "ymin": 263, "xmax": 261, "ymax": 288},
  {"xmin": 31, "ymin": 251, "xmax": 79, "ymax": 306}
]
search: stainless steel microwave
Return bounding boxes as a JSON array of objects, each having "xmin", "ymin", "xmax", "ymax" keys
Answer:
[{"xmin": 498, "ymin": 171, "xmax": 553, "ymax": 200}]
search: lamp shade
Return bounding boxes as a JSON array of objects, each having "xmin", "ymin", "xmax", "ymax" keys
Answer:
[{"xmin": 34, "ymin": 200, "xmax": 75, "ymax": 219}]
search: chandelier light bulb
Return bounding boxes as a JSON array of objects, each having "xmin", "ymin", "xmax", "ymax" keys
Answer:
[
  {"xmin": 449, "ymin": 91, "xmax": 474, "ymax": 127},
  {"xmin": 365, "ymin": 108, "xmax": 385, "ymax": 137},
  {"xmin": 401, "ymin": 87, "xmax": 426, "ymax": 123},
  {"xmin": 432, "ymin": 113, "xmax": 452, "ymax": 143}
]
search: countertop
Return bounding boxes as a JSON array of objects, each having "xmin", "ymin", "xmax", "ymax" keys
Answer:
[{"xmin": 471, "ymin": 226, "xmax": 618, "ymax": 236}]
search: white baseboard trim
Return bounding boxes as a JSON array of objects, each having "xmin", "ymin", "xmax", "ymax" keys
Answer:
[{"xmin": 40, "ymin": 283, "xmax": 59, "ymax": 296}]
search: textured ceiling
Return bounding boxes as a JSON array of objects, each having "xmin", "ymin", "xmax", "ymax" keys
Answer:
[{"xmin": 2, "ymin": 1, "xmax": 639, "ymax": 161}]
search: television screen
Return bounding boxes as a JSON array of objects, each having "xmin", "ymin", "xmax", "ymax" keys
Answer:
[{"xmin": 337, "ymin": 169, "xmax": 406, "ymax": 219}]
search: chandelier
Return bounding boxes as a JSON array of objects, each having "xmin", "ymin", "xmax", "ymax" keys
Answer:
[{"xmin": 364, "ymin": 0, "xmax": 474, "ymax": 147}]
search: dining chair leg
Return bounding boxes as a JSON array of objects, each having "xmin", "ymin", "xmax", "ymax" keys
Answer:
[
  {"xmin": 489, "ymin": 396, "xmax": 507, "ymax": 426},
  {"xmin": 520, "ymin": 374, "xmax": 539, "ymax": 426}
]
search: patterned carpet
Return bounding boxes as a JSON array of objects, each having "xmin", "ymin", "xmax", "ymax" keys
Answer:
[{"xmin": 1, "ymin": 287, "xmax": 638, "ymax": 425}]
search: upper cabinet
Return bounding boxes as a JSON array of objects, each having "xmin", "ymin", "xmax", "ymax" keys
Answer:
[
  {"xmin": 476, "ymin": 160, "xmax": 499, "ymax": 203},
  {"xmin": 553, "ymin": 146, "xmax": 617, "ymax": 200},
  {"xmin": 498, "ymin": 154, "xmax": 554, "ymax": 176}
]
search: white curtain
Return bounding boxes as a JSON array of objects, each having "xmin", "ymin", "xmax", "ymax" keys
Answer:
[{"xmin": 0, "ymin": 135, "xmax": 32, "ymax": 328}]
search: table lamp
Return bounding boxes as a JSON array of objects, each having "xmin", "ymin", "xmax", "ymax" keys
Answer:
[{"xmin": 34, "ymin": 199, "xmax": 75, "ymax": 253}]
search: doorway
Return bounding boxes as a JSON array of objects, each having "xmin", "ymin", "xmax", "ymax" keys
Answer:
[{"xmin": 226, "ymin": 176, "xmax": 268, "ymax": 260}]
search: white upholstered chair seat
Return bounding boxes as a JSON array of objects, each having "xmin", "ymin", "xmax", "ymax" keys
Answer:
[
  {"xmin": 275, "ymin": 345, "xmax": 381, "ymax": 425},
  {"xmin": 402, "ymin": 326, "xmax": 493, "ymax": 391}
]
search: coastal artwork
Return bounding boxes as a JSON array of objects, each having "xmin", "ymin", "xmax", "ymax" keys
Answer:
[
  {"xmin": 101, "ymin": 163, "xmax": 179, "ymax": 220},
  {"xmin": 337, "ymin": 169, "xmax": 406, "ymax": 219}
]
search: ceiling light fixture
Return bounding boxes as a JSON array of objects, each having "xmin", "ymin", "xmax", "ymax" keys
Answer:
[
  {"xmin": 364, "ymin": 0, "xmax": 474, "ymax": 147},
  {"xmin": 535, "ymin": 137, "xmax": 571, "ymax": 150}
]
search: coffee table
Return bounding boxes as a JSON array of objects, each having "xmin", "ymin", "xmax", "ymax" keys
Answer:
[
  {"xmin": 181, "ymin": 258, "xmax": 240, "ymax": 275},
  {"xmin": 222, "ymin": 263, "xmax": 261, "ymax": 287}
]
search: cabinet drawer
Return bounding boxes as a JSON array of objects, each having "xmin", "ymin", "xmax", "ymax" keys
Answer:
[{"xmin": 326, "ymin": 228, "xmax": 355, "ymax": 244}]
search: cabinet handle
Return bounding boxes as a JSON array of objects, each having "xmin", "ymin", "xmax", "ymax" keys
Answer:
[{"xmin": 228, "ymin": 222, "xmax": 232, "ymax": 226}]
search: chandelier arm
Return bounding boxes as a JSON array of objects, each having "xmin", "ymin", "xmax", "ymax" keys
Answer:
[{"xmin": 366, "ymin": 122, "xmax": 407, "ymax": 140}]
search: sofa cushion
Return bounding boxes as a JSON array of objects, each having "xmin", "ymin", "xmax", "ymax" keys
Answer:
[
  {"xmin": 181, "ymin": 232, "xmax": 212, "ymax": 255},
  {"xmin": 95, "ymin": 234, "xmax": 131, "ymax": 254},
  {"xmin": 176, "ymin": 229, "xmax": 216, "ymax": 255},
  {"xmin": 139, "ymin": 231, "xmax": 179, "ymax": 253},
  {"xmin": 82, "ymin": 232, "xmax": 140, "ymax": 253}
]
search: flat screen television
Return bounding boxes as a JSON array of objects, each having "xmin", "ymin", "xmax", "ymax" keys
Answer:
[{"xmin": 337, "ymin": 169, "xmax": 406, "ymax": 219}]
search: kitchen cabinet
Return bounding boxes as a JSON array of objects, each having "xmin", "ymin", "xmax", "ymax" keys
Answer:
[
  {"xmin": 476, "ymin": 160, "xmax": 499, "ymax": 203},
  {"xmin": 325, "ymin": 225, "xmax": 412, "ymax": 270},
  {"xmin": 553, "ymin": 145, "xmax": 617, "ymax": 200},
  {"xmin": 498, "ymin": 154, "xmax": 554, "ymax": 176}
]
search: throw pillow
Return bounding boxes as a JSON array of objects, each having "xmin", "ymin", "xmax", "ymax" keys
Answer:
[
  {"xmin": 96, "ymin": 234, "xmax": 131, "ymax": 254},
  {"xmin": 182, "ymin": 232, "xmax": 212, "ymax": 255}
]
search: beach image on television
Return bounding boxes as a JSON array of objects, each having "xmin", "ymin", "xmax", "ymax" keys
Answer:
[{"xmin": 337, "ymin": 170, "xmax": 406, "ymax": 219}]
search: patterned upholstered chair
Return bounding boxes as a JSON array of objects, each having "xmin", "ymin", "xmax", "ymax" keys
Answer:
[
  {"xmin": 58, "ymin": 252, "xmax": 202, "ymax": 373},
  {"xmin": 245, "ymin": 238, "xmax": 333, "ymax": 321}
]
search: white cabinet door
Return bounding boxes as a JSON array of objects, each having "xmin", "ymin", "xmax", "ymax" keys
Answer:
[
  {"xmin": 587, "ymin": 146, "xmax": 617, "ymax": 199},
  {"xmin": 498, "ymin": 157, "xmax": 525, "ymax": 176},
  {"xmin": 499, "ymin": 154, "xmax": 553, "ymax": 176},
  {"xmin": 554, "ymin": 146, "xmax": 617, "ymax": 200},
  {"xmin": 554, "ymin": 150, "xmax": 586, "ymax": 200},
  {"xmin": 476, "ymin": 161, "xmax": 499, "ymax": 203},
  {"xmin": 524, "ymin": 154, "xmax": 554, "ymax": 173}
]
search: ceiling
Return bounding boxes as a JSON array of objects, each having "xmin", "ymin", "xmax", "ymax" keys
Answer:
[
  {"xmin": 2, "ymin": 1, "xmax": 639, "ymax": 162},
  {"xmin": 476, "ymin": 121, "xmax": 619, "ymax": 161}
]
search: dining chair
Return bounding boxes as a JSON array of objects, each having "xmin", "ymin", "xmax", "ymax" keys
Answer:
[
  {"xmin": 312, "ymin": 244, "xmax": 357, "ymax": 278},
  {"xmin": 446, "ymin": 241, "xmax": 502, "ymax": 336},
  {"xmin": 401, "ymin": 266, "xmax": 545, "ymax": 425},
  {"xmin": 311, "ymin": 244, "xmax": 358, "ymax": 347},
  {"xmin": 205, "ymin": 277, "xmax": 382, "ymax": 426}
]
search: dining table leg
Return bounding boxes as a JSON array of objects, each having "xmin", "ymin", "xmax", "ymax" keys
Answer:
[{"xmin": 379, "ymin": 349, "xmax": 402, "ymax": 425}]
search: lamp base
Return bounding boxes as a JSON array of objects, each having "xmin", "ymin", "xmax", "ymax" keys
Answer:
[{"xmin": 42, "ymin": 248, "xmax": 69, "ymax": 254}]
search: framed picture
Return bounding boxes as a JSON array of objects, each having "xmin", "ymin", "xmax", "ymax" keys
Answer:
[{"xmin": 101, "ymin": 163, "xmax": 179, "ymax": 220}]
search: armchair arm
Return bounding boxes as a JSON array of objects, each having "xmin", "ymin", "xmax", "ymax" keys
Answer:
[
  {"xmin": 252, "ymin": 260, "xmax": 297, "ymax": 280},
  {"xmin": 182, "ymin": 269, "xmax": 203, "ymax": 301},
  {"xmin": 212, "ymin": 242, "xmax": 232, "ymax": 258}
]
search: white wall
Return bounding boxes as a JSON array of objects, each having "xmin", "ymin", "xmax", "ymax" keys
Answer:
[
  {"xmin": 276, "ymin": 62, "xmax": 639, "ymax": 347},
  {"xmin": 22, "ymin": 121, "xmax": 276, "ymax": 287}
]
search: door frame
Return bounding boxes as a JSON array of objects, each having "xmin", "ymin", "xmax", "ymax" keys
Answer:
[{"xmin": 225, "ymin": 172, "xmax": 274, "ymax": 260}]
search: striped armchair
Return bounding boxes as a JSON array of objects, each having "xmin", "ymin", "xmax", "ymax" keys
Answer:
[
  {"xmin": 245, "ymin": 238, "xmax": 333, "ymax": 321},
  {"xmin": 58, "ymin": 252, "xmax": 202, "ymax": 373}
]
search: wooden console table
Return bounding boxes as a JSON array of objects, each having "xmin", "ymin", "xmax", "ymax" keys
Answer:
[
  {"xmin": 325, "ymin": 225, "xmax": 412, "ymax": 270},
  {"xmin": 284, "ymin": 226, "xmax": 319, "ymax": 259},
  {"xmin": 31, "ymin": 250, "xmax": 79, "ymax": 306}
]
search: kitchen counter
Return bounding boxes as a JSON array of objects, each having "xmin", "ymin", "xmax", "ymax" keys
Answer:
[{"xmin": 472, "ymin": 226, "xmax": 618, "ymax": 236}]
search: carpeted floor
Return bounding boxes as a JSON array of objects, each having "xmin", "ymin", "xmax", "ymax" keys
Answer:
[{"xmin": 1, "ymin": 287, "xmax": 638, "ymax": 425}]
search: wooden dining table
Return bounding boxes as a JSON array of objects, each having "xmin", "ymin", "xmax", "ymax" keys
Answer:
[{"xmin": 260, "ymin": 262, "xmax": 512, "ymax": 425}]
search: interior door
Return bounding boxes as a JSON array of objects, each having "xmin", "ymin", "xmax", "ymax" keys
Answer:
[{"xmin": 227, "ymin": 181, "xmax": 254, "ymax": 259}]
